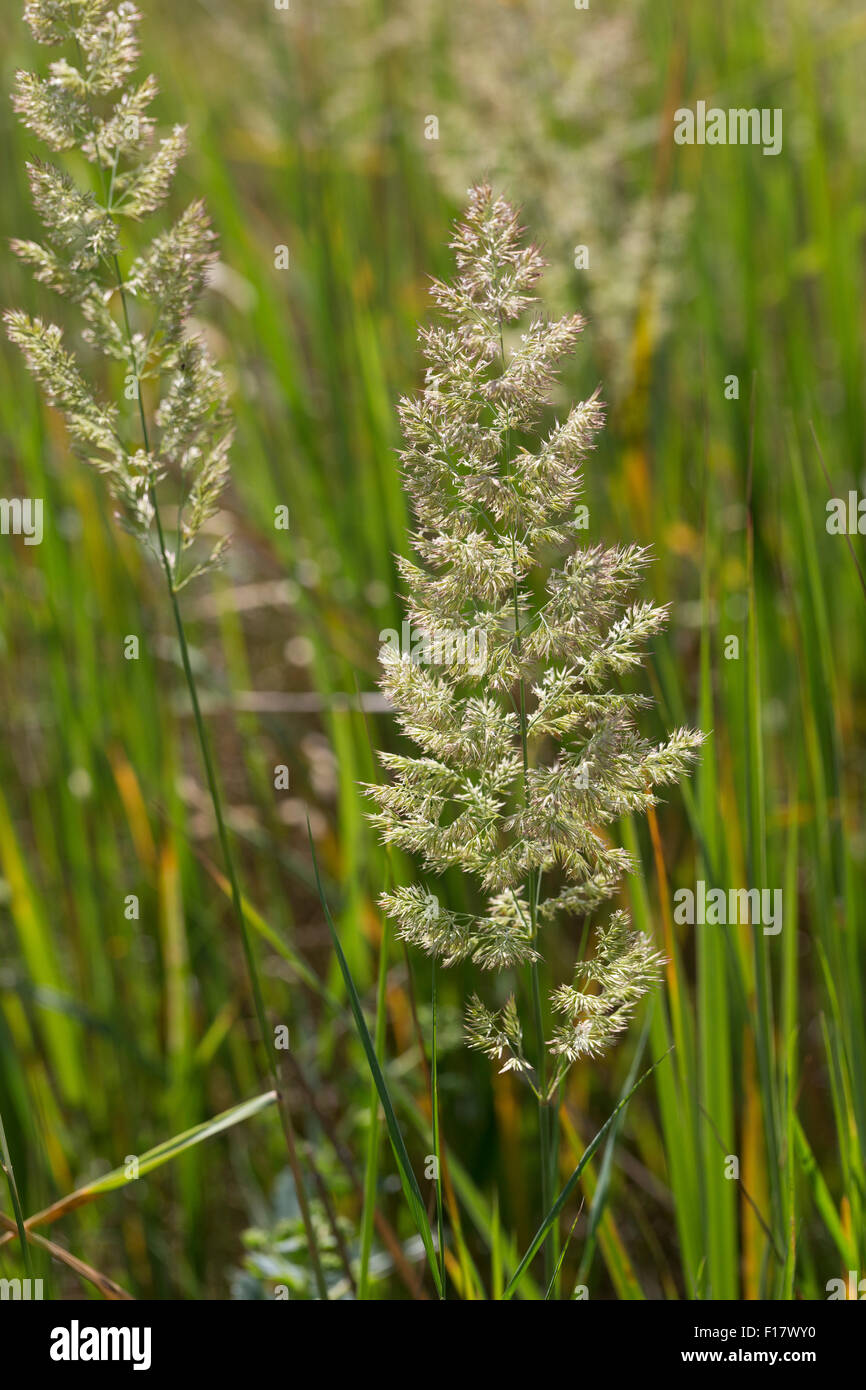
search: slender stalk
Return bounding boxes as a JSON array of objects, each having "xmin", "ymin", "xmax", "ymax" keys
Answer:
[
  {"xmin": 112, "ymin": 257, "xmax": 328, "ymax": 1300},
  {"xmin": 0, "ymin": 1107, "xmax": 33, "ymax": 1282},
  {"xmin": 431, "ymin": 953, "xmax": 446, "ymax": 1295},
  {"xmin": 547, "ymin": 1082, "xmax": 563, "ymax": 1296},
  {"xmin": 358, "ymin": 910, "xmax": 390, "ymax": 1298},
  {"xmin": 529, "ymin": 956, "xmax": 553, "ymax": 1283},
  {"xmin": 498, "ymin": 300, "xmax": 555, "ymax": 1288}
]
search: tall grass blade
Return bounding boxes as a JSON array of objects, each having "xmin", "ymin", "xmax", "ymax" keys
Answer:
[
  {"xmin": 308, "ymin": 824, "xmax": 444, "ymax": 1298},
  {"xmin": 502, "ymin": 1050, "xmax": 672, "ymax": 1300},
  {"xmin": 0, "ymin": 1105, "xmax": 32, "ymax": 1279}
]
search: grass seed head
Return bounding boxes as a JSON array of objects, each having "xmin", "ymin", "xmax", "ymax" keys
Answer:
[
  {"xmin": 369, "ymin": 185, "xmax": 704, "ymax": 1092},
  {"xmin": 7, "ymin": 0, "xmax": 231, "ymax": 589}
]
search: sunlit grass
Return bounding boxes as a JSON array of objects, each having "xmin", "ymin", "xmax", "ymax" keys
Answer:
[{"xmin": 0, "ymin": 0, "xmax": 863, "ymax": 1299}]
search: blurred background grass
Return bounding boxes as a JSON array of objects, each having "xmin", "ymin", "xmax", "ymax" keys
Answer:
[{"xmin": 0, "ymin": 0, "xmax": 864, "ymax": 1299}]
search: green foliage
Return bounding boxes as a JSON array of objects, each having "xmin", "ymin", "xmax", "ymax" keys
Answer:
[{"xmin": 0, "ymin": 0, "xmax": 863, "ymax": 1302}]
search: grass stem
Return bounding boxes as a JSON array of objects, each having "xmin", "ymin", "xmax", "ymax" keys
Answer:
[{"xmin": 112, "ymin": 255, "xmax": 328, "ymax": 1300}]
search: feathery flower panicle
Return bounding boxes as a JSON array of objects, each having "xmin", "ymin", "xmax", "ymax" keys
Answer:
[
  {"xmin": 6, "ymin": 0, "xmax": 230, "ymax": 589},
  {"xmin": 369, "ymin": 185, "xmax": 704, "ymax": 1099}
]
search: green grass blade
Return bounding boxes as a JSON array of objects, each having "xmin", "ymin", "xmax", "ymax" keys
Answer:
[
  {"xmin": 358, "ymin": 909, "xmax": 390, "ymax": 1300},
  {"xmin": 79, "ymin": 1091, "xmax": 279, "ymax": 1198},
  {"xmin": 431, "ymin": 954, "xmax": 446, "ymax": 1295},
  {"xmin": 794, "ymin": 1118, "xmax": 857, "ymax": 1270},
  {"xmin": 576, "ymin": 1009, "xmax": 652, "ymax": 1292},
  {"xmin": 0, "ymin": 1091, "xmax": 278, "ymax": 1252},
  {"xmin": 0, "ymin": 1105, "xmax": 33, "ymax": 1279},
  {"xmin": 308, "ymin": 824, "xmax": 444, "ymax": 1298},
  {"xmin": 502, "ymin": 1050, "xmax": 672, "ymax": 1300}
]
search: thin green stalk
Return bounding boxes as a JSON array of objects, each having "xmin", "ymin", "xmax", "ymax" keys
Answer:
[
  {"xmin": 529, "ymin": 956, "xmax": 552, "ymax": 1269},
  {"xmin": 547, "ymin": 1081, "xmax": 563, "ymax": 1296},
  {"xmin": 358, "ymin": 911, "xmax": 390, "ymax": 1299},
  {"xmin": 498, "ymin": 302, "xmax": 555, "ymax": 1289},
  {"xmin": 514, "ymin": 565, "xmax": 553, "ymax": 1286},
  {"xmin": 515, "ymin": 557, "xmax": 554, "ymax": 1288},
  {"xmin": 744, "ymin": 382, "xmax": 783, "ymax": 1260},
  {"xmin": 0, "ymin": 1106, "xmax": 33, "ymax": 1281},
  {"xmin": 432, "ymin": 953, "xmax": 446, "ymax": 1295},
  {"xmin": 309, "ymin": 825, "xmax": 445, "ymax": 1299},
  {"xmin": 112, "ymin": 257, "xmax": 328, "ymax": 1300}
]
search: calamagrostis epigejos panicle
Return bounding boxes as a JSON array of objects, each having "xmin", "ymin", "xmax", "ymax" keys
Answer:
[
  {"xmin": 368, "ymin": 185, "xmax": 704, "ymax": 1104},
  {"xmin": 5, "ymin": 0, "xmax": 328, "ymax": 1296},
  {"xmin": 7, "ymin": 0, "xmax": 229, "ymax": 586}
]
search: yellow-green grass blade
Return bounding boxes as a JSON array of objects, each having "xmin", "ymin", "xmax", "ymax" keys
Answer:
[
  {"xmin": 794, "ymin": 1118, "xmax": 857, "ymax": 1271},
  {"xmin": 622, "ymin": 816, "xmax": 703, "ymax": 1290},
  {"xmin": 0, "ymin": 1091, "xmax": 278, "ymax": 1250},
  {"xmin": 696, "ymin": 500, "xmax": 737, "ymax": 1298}
]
